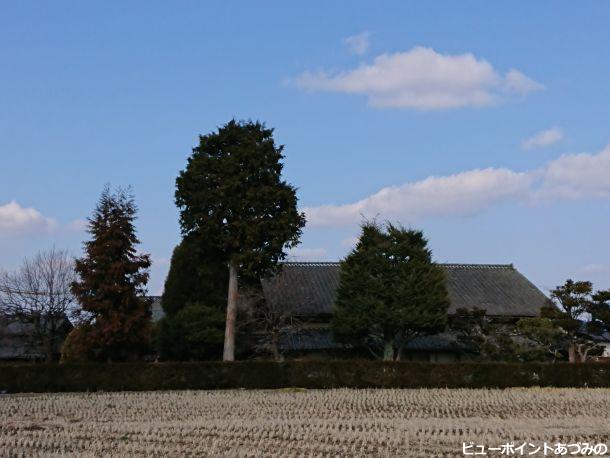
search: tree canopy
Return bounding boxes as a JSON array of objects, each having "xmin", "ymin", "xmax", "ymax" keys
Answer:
[
  {"xmin": 533, "ymin": 279, "xmax": 610, "ymax": 362},
  {"xmin": 332, "ymin": 222, "xmax": 449, "ymax": 361}
]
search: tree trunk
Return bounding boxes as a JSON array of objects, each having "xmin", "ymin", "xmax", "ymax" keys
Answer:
[
  {"xmin": 395, "ymin": 331, "xmax": 409, "ymax": 362},
  {"xmin": 271, "ymin": 330, "xmax": 280, "ymax": 362},
  {"xmin": 577, "ymin": 344, "xmax": 590, "ymax": 363},
  {"xmin": 568, "ymin": 342, "xmax": 578, "ymax": 363},
  {"xmin": 223, "ymin": 262, "xmax": 238, "ymax": 362},
  {"xmin": 383, "ymin": 339, "xmax": 394, "ymax": 361}
]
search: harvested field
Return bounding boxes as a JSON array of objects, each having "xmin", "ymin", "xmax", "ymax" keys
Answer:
[{"xmin": 1, "ymin": 388, "xmax": 609, "ymax": 457}]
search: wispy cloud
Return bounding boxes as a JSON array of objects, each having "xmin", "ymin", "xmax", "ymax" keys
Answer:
[
  {"xmin": 305, "ymin": 168, "xmax": 533, "ymax": 228},
  {"xmin": 522, "ymin": 127, "xmax": 564, "ymax": 150},
  {"xmin": 575, "ymin": 264, "xmax": 610, "ymax": 289},
  {"xmin": 344, "ymin": 31, "xmax": 370, "ymax": 55},
  {"xmin": 295, "ymin": 46, "xmax": 543, "ymax": 110},
  {"xmin": 0, "ymin": 201, "xmax": 57, "ymax": 236},
  {"xmin": 304, "ymin": 142, "xmax": 610, "ymax": 228},
  {"xmin": 504, "ymin": 69, "xmax": 545, "ymax": 95}
]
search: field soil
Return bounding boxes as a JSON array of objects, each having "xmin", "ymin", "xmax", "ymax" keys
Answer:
[{"xmin": 1, "ymin": 388, "xmax": 609, "ymax": 457}]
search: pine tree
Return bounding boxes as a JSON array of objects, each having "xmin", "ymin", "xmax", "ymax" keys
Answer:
[
  {"xmin": 589, "ymin": 289, "xmax": 610, "ymax": 334},
  {"xmin": 548, "ymin": 280, "xmax": 600, "ymax": 362},
  {"xmin": 175, "ymin": 120, "xmax": 305, "ymax": 361},
  {"xmin": 332, "ymin": 222, "xmax": 449, "ymax": 361},
  {"xmin": 69, "ymin": 186, "xmax": 152, "ymax": 361}
]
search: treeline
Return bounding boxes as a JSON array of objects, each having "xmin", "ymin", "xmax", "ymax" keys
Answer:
[
  {"xmin": 1, "ymin": 119, "xmax": 609, "ymax": 364},
  {"xmin": 0, "ymin": 120, "xmax": 305, "ymax": 363},
  {"xmin": 330, "ymin": 221, "xmax": 610, "ymax": 363}
]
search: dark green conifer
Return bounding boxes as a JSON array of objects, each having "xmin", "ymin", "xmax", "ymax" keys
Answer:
[{"xmin": 332, "ymin": 222, "xmax": 449, "ymax": 360}]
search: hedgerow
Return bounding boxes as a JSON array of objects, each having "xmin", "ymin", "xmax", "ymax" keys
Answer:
[{"xmin": 1, "ymin": 361, "xmax": 609, "ymax": 393}]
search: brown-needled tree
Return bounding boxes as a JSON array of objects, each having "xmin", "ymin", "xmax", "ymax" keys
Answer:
[{"xmin": 68, "ymin": 186, "xmax": 152, "ymax": 362}]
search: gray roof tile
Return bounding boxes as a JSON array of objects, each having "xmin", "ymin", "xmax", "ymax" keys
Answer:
[{"xmin": 262, "ymin": 262, "xmax": 550, "ymax": 317}]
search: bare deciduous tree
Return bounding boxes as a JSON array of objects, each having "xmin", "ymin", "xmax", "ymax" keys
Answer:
[
  {"xmin": 241, "ymin": 266, "xmax": 320, "ymax": 361},
  {"xmin": 0, "ymin": 248, "xmax": 75, "ymax": 361},
  {"xmin": 246, "ymin": 290, "xmax": 302, "ymax": 362}
]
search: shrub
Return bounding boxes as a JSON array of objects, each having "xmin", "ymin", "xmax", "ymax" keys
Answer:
[
  {"xmin": 60, "ymin": 325, "xmax": 95, "ymax": 363},
  {"xmin": 161, "ymin": 236, "xmax": 228, "ymax": 316},
  {"xmin": 1, "ymin": 361, "xmax": 609, "ymax": 393},
  {"xmin": 157, "ymin": 303, "xmax": 225, "ymax": 361}
]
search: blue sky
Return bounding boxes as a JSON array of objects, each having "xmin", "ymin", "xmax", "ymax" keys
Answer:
[{"xmin": 1, "ymin": 2, "xmax": 609, "ymax": 295}]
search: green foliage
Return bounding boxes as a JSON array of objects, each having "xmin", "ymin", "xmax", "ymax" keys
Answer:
[
  {"xmin": 161, "ymin": 236, "xmax": 228, "ymax": 316},
  {"xmin": 175, "ymin": 119, "xmax": 306, "ymax": 277},
  {"xmin": 550, "ymin": 280, "xmax": 592, "ymax": 320},
  {"xmin": 69, "ymin": 186, "xmax": 152, "ymax": 362},
  {"xmin": 589, "ymin": 289, "xmax": 610, "ymax": 335},
  {"xmin": 451, "ymin": 308, "xmax": 521, "ymax": 361},
  {"xmin": 516, "ymin": 317, "xmax": 567, "ymax": 361},
  {"xmin": 548, "ymin": 280, "xmax": 603, "ymax": 362},
  {"xmin": 332, "ymin": 222, "xmax": 450, "ymax": 360},
  {"xmin": 157, "ymin": 303, "xmax": 225, "ymax": 361}
]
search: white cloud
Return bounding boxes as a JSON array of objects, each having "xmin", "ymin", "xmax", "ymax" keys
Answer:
[
  {"xmin": 344, "ymin": 31, "xmax": 370, "ymax": 55},
  {"xmin": 295, "ymin": 46, "xmax": 543, "ymax": 110},
  {"xmin": 286, "ymin": 247, "xmax": 328, "ymax": 261},
  {"xmin": 504, "ymin": 69, "xmax": 545, "ymax": 95},
  {"xmin": 304, "ymin": 168, "xmax": 534, "ymax": 228},
  {"xmin": 304, "ymin": 142, "xmax": 610, "ymax": 228},
  {"xmin": 522, "ymin": 127, "xmax": 564, "ymax": 150},
  {"xmin": 539, "ymin": 143, "xmax": 610, "ymax": 198},
  {"xmin": 0, "ymin": 201, "xmax": 57, "ymax": 235}
]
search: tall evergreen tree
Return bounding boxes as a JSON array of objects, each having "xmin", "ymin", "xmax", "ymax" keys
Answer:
[
  {"xmin": 175, "ymin": 120, "xmax": 305, "ymax": 361},
  {"xmin": 332, "ymin": 222, "xmax": 449, "ymax": 361},
  {"xmin": 69, "ymin": 186, "xmax": 152, "ymax": 361}
]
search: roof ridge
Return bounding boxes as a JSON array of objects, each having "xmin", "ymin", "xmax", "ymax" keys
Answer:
[
  {"xmin": 282, "ymin": 261, "xmax": 514, "ymax": 269},
  {"xmin": 441, "ymin": 263, "xmax": 514, "ymax": 269}
]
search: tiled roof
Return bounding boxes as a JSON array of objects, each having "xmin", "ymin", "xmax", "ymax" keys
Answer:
[
  {"xmin": 262, "ymin": 262, "xmax": 550, "ymax": 317},
  {"xmin": 279, "ymin": 328, "xmax": 349, "ymax": 351},
  {"xmin": 0, "ymin": 314, "xmax": 72, "ymax": 360}
]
